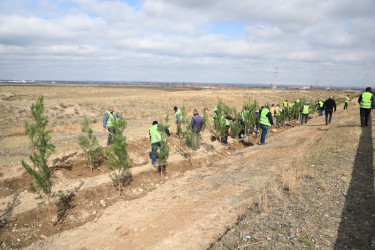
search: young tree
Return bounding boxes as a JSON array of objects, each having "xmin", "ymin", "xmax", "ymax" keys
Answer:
[
  {"xmin": 201, "ymin": 107, "xmax": 209, "ymax": 132},
  {"xmin": 157, "ymin": 114, "xmax": 170, "ymax": 176},
  {"xmin": 104, "ymin": 115, "xmax": 130, "ymax": 195},
  {"xmin": 77, "ymin": 115, "xmax": 103, "ymax": 173},
  {"xmin": 21, "ymin": 96, "xmax": 56, "ymax": 221},
  {"xmin": 243, "ymin": 98, "xmax": 259, "ymax": 138}
]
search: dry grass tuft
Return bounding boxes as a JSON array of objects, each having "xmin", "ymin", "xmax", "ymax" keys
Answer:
[
  {"xmin": 282, "ymin": 166, "xmax": 299, "ymax": 194},
  {"xmin": 5, "ymin": 127, "xmax": 25, "ymax": 136},
  {"xmin": 53, "ymin": 123, "xmax": 80, "ymax": 134},
  {"xmin": 271, "ymin": 180, "xmax": 284, "ymax": 201}
]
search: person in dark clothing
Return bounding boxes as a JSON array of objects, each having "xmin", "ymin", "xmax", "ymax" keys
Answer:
[
  {"xmin": 323, "ymin": 96, "xmax": 337, "ymax": 126},
  {"xmin": 358, "ymin": 87, "xmax": 375, "ymax": 127},
  {"xmin": 190, "ymin": 109, "xmax": 203, "ymax": 150}
]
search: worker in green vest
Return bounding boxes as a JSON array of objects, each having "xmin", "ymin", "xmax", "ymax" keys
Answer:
[
  {"xmin": 300, "ymin": 102, "xmax": 310, "ymax": 125},
  {"xmin": 283, "ymin": 100, "xmax": 288, "ymax": 112},
  {"xmin": 149, "ymin": 121, "xmax": 170, "ymax": 166},
  {"xmin": 103, "ymin": 106, "xmax": 120, "ymax": 146},
  {"xmin": 213, "ymin": 106, "xmax": 219, "ymax": 129},
  {"xmin": 259, "ymin": 104, "xmax": 273, "ymax": 145},
  {"xmin": 220, "ymin": 113, "xmax": 233, "ymax": 145},
  {"xmin": 344, "ymin": 95, "xmax": 351, "ymax": 110},
  {"xmin": 173, "ymin": 106, "xmax": 183, "ymax": 135},
  {"xmin": 316, "ymin": 100, "xmax": 324, "ymax": 116},
  {"xmin": 358, "ymin": 87, "xmax": 375, "ymax": 127}
]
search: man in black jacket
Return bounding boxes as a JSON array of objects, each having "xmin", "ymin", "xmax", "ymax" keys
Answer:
[{"xmin": 323, "ymin": 96, "xmax": 336, "ymax": 126}]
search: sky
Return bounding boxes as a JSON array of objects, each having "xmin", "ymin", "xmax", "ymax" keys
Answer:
[{"xmin": 0, "ymin": 0, "xmax": 374, "ymax": 87}]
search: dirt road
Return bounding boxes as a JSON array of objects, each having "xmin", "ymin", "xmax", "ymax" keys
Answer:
[{"xmin": 27, "ymin": 113, "xmax": 329, "ymax": 249}]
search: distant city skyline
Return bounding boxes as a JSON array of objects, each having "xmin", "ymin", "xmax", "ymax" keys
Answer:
[{"xmin": 0, "ymin": 0, "xmax": 374, "ymax": 88}]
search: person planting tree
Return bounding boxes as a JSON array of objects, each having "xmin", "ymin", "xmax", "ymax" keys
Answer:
[
  {"xmin": 190, "ymin": 109, "xmax": 203, "ymax": 150},
  {"xmin": 173, "ymin": 106, "xmax": 183, "ymax": 135},
  {"xmin": 300, "ymin": 102, "xmax": 310, "ymax": 125},
  {"xmin": 103, "ymin": 106, "xmax": 120, "ymax": 146},
  {"xmin": 149, "ymin": 120, "xmax": 170, "ymax": 167},
  {"xmin": 259, "ymin": 104, "xmax": 273, "ymax": 145}
]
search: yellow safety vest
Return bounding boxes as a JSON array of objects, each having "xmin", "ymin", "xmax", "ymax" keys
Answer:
[
  {"xmin": 360, "ymin": 92, "xmax": 372, "ymax": 109},
  {"xmin": 150, "ymin": 124, "xmax": 162, "ymax": 144},
  {"xmin": 260, "ymin": 108, "xmax": 271, "ymax": 126}
]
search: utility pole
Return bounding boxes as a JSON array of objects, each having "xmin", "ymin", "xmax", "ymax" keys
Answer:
[{"xmin": 272, "ymin": 67, "xmax": 278, "ymax": 89}]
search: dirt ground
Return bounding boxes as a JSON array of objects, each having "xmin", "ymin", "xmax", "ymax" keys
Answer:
[{"xmin": 1, "ymin": 84, "xmax": 372, "ymax": 249}]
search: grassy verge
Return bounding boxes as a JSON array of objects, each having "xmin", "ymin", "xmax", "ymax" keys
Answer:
[{"xmin": 209, "ymin": 106, "xmax": 374, "ymax": 249}]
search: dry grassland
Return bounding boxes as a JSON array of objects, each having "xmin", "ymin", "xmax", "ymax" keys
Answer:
[{"xmin": 1, "ymin": 83, "xmax": 367, "ymax": 249}]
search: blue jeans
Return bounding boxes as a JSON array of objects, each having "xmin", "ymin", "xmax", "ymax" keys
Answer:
[
  {"xmin": 260, "ymin": 124, "xmax": 268, "ymax": 144},
  {"xmin": 301, "ymin": 114, "xmax": 308, "ymax": 125},
  {"xmin": 318, "ymin": 108, "xmax": 323, "ymax": 116},
  {"xmin": 151, "ymin": 142, "xmax": 161, "ymax": 165},
  {"xmin": 107, "ymin": 127, "xmax": 114, "ymax": 146},
  {"xmin": 325, "ymin": 109, "xmax": 333, "ymax": 125}
]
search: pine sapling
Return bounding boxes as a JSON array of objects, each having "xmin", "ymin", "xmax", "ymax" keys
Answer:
[
  {"xmin": 104, "ymin": 115, "xmax": 130, "ymax": 195},
  {"xmin": 77, "ymin": 115, "xmax": 103, "ymax": 173},
  {"xmin": 21, "ymin": 96, "xmax": 56, "ymax": 222},
  {"xmin": 157, "ymin": 114, "xmax": 170, "ymax": 176},
  {"xmin": 201, "ymin": 107, "xmax": 209, "ymax": 131}
]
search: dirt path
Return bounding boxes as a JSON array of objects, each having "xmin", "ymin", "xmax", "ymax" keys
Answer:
[{"xmin": 26, "ymin": 113, "xmax": 330, "ymax": 249}]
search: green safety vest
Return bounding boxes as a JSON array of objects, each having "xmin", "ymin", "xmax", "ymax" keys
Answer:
[
  {"xmin": 106, "ymin": 111, "xmax": 118, "ymax": 127},
  {"xmin": 302, "ymin": 105, "xmax": 309, "ymax": 114},
  {"xmin": 213, "ymin": 107, "xmax": 218, "ymax": 119},
  {"xmin": 319, "ymin": 101, "xmax": 324, "ymax": 108},
  {"xmin": 150, "ymin": 124, "xmax": 162, "ymax": 144},
  {"xmin": 345, "ymin": 97, "xmax": 350, "ymax": 103},
  {"xmin": 275, "ymin": 107, "xmax": 281, "ymax": 115},
  {"xmin": 221, "ymin": 115, "xmax": 230, "ymax": 126},
  {"xmin": 241, "ymin": 109, "xmax": 247, "ymax": 121},
  {"xmin": 260, "ymin": 108, "xmax": 271, "ymax": 126},
  {"xmin": 360, "ymin": 92, "xmax": 373, "ymax": 109},
  {"xmin": 283, "ymin": 102, "xmax": 288, "ymax": 107},
  {"xmin": 289, "ymin": 103, "xmax": 294, "ymax": 108},
  {"xmin": 295, "ymin": 99, "xmax": 300, "ymax": 104},
  {"xmin": 175, "ymin": 108, "xmax": 183, "ymax": 121}
]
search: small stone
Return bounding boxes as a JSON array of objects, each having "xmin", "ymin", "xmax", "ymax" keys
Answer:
[
  {"xmin": 94, "ymin": 218, "xmax": 98, "ymax": 222},
  {"xmin": 39, "ymin": 224, "xmax": 42, "ymax": 227},
  {"xmin": 40, "ymin": 235, "xmax": 47, "ymax": 239},
  {"xmin": 17, "ymin": 238, "xmax": 21, "ymax": 242},
  {"xmin": 24, "ymin": 224, "xmax": 30, "ymax": 227},
  {"xmin": 100, "ymin": 200, "xmax": 106, "ymax": 207},
  {"xmin": 92, "ymin": 210, "xmax": 97, "ymax": 215}
]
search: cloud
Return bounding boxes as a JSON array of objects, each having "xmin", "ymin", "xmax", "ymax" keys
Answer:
[{"xmin": 0, "ymin": 0, "xmax": 374, "ymax": 86}]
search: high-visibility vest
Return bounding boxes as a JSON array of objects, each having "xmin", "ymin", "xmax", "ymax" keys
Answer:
[
  {"xmin": 150, "ymin": 124, "xmax": 162, "ymax": 144},
  {"xmin": 241, "ymin": 109, "xmax": 247, "ymax": 121},
  {"xmin": 319, "ymin": 101, "xmax": 324, "ymax": 108},
  {"xmin": 260, "ymin": 108, "xmax": 271, "ymax": 126},
  {"xmin": 302, "ymin": 105, "xmax": 309, "ymax": 114},
  {"xmin": 106, "ymin": 111, "xmax": 118, "ymax": 127},
  {"xmin": 221, "ymin": 115, "xmax": 230, "ymax": 126},
  {"xmin": 213, "ymin": 107, "xmax": 218, "ymax": 119},
  {"xmin": 175, "ymin": 108, "xmax": 183, "ymax": 121},
  {"xmin": 283, "ymin": 102, "xmax": 288, "ymax": 107},
  {"xmin": 289, "ymin": 103, "xmax": 294, "ymax": 108},
  {"xmin": 360, "ymin": 92, "xmax": 373, "ymax": 109},
  {"xmin": 345, "ymin": 97, "xmax": 350, "ymax": 103},
  {"xmin": 275, "ymin": 107, "xmax": 281, "ymax": 115}
]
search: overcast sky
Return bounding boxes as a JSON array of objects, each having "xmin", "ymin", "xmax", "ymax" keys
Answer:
[{"xmin": 0, "ymin": 0, "xmax": 374, "ymax": 87}]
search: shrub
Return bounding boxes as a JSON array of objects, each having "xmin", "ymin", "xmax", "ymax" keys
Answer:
[{"xmin": 77, "ymin": 114, "xmax": 103, "ymax": 173}]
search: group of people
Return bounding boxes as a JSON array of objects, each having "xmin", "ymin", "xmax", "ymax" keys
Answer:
[{"xmin": 102, "ymin": 87, "xmax": 375, "ymax": 165}]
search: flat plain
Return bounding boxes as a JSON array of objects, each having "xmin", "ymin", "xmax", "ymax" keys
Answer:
[{"xmin": 1, "ymin": 84, "xmax": 373, "ymax": 249}]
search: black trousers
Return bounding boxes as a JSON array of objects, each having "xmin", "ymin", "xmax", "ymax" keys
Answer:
[{"xmin": 360, "ymin": 108, "xmax": 371, "ymax": 126}]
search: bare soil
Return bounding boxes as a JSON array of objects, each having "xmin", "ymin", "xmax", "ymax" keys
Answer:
[{"xmin": 1, "ymin": 84, "xmax": 370, "ymax": 249}]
